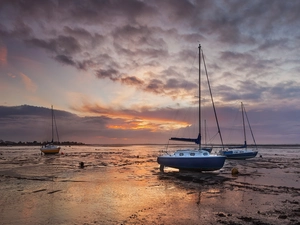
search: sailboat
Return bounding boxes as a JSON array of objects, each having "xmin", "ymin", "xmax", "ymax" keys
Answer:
[
  {"xmin": 40, "ymin": 105, "xmax": 61, "ymax": 154},
  {"xmin": 219, "ymin": 102, "xmax": 258, "ymax": 159},
  {"xmin": 157, "ymin": 45, "xmax": 226, "ymax": 172}
]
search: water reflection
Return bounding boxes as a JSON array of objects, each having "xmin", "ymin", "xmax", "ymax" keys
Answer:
[
  {"xmin": 157, "ymin": 169, "xmax": 227, "ymax": 206},
  {"xmin": 0, "ymin": 145, "xmax": 299, "ymax": 224}
]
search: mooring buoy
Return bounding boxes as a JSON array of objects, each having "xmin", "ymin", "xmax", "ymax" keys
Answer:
[{"xmin": 231, "ymin": 167, "xmax": 239, "ymax": 175}]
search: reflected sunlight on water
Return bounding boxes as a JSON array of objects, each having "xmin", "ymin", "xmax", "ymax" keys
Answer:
[{"xmin": 0, "ymin": 145, "xmax": 299, "ymax": 224}]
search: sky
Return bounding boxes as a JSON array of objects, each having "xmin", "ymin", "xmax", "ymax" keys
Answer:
[{"xmin": 0, "ymin": 0, "xmax": 300, "ymax": 145}]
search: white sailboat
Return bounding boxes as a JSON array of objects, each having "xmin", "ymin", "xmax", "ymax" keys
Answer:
[
  {"xmin": 157, "ymin": 45, "xmax": 226, "ymax": 172},
  {"xmin": 40, "ymin": 105, "xmax": 61, "ymax": 154}
]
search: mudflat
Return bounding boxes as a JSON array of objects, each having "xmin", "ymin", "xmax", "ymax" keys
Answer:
[{"xmin": 0, "ymin": 146, "xmax": 299, "ymax": 224}]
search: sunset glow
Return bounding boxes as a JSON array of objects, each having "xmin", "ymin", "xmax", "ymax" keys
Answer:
[{"xmin": 1, "ymin": 1, "xmax": 300, "ymax": 144}]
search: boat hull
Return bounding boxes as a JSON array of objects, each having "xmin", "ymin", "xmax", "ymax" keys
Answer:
[
  {"xmin": 220, "ymin": 150, "xmax": 258, "ymax": 159},
  {"xmin": 40, "ymin": 146, "xmax": 61, "ymax": 154},
  {"xmin": 157, "ymin": 156, "xmax": 226, "ymax": 171}
]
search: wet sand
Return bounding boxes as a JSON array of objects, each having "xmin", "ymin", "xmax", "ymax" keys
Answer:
[{"xmin": 0, "ymin": 146, "xmax": 299, "ymax": 225}]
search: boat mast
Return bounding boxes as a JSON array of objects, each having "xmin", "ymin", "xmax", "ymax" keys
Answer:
[
  {"xmin": 241, "ymin": 102, "xmax": 247, "ymax": 147},
  {"xmin": 243, "ymin": 104, "xmax": 257, "ymax": 148},
  {"xmin": 198, "ymin": 44, "xmax": 201, "ymax": 149},
  {"xmin": 201, "ymin": 48, "xmax": 225, "ymax": 149},
  {"xmin": 204, "ymin": 119, "xmax": 207, "ymax": 145},
  {"xmin": 51, "ymin": 105, "xmax": 54, "ymax": 143}
]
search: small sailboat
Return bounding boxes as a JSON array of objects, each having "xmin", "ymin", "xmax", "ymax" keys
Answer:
[
  {"xmin": 220, "ymin": 102, "xmax": 258, "ymax": 159},
  {"xmin": 40, "ymin": 105, "xmax": 61, "ymax": 154},
  {"xmin": 157, "ymin": 45, "xmax": 226, "ymax": 172}
]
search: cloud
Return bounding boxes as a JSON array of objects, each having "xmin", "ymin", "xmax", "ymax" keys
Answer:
[
  {"xmin": 121, "ymin": 76, "xmax": 144, "ymax": 86},
  {"xmin": 70, "ymin": 101, "xmax": 190, "ymax": 127},
  {"xmin": 143, "ymin": 78, "xmax": 164, "ymax": 94},
  {"xmin": 258, "ymin": 38, "xmax": 289, "ymax": 51},
  {"xmin": 55, "ymin": 55, "xmax": 76, "ymax": 66},
  {"xmin": 215, "ymin": 78, "xmax": 300, "ymax": 108},
  {"xmin": 19, "ymin": 73, "xmax": 37, "ymax": 93},
  {"xmin": 24, "ymin": 35, "xmax": 92, "ymax": 70},
  {"xmin": 220, "ymin": 51, "xmax": 255, "ymax": 63},
  {"xmin": 1, "ymin": 100, "xmax": 300, "ymax": 144},
  {"xmin": 269, "ymin": 81, "xmax": 300, "ymax": 99},
  {"xmin": 96, "ymin": 68, "xmax": 120, "ymax": 81},
  {"xmin": 0, "ymin": 20, "xmax": 32, "ymax": 39},
  {"xmin": 0, "ymin": 46, "xmax": 7, "ymax": 66},
  {"xmin": 1, "ymin": 1, "xmax": 300, "ymax": 144},
  {"xmin": 0, "ymin": 105, "xmax": 182, "ymax": 143},
  {"xmin": 26, "ymin": 35, "xmax": 81, "ymax": 55},
  {"xmin": 216, "ymin": 80, "xmax": 265, "ymax": 103}
]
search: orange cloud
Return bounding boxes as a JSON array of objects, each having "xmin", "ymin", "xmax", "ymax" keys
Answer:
[
  {"xmin": 20, "ymin": 73, "xmax": 37, "ymax": 92},
  {"xmin": 107, "ymin": 117, "xmax": 189, "ymax": 132},
  {"xmin": 72, "ymin": 102, "xmax": 190, "ymax": 132},
  {"xmin": 0, "ymin": 46, "xmax": 7, "ymax": 66}
]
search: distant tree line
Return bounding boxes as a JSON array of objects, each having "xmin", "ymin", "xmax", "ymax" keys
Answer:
[{"xmin": 0, "ymin": 139, "xmax": 85, "ymax": 146}]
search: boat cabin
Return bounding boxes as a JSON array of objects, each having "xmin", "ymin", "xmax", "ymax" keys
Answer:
[{"xmin": 173, "ymin": 150, "xmax": 210, "ymax": 157}]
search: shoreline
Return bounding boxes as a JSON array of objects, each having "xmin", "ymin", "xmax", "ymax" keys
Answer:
[{"xmin": 1, "ymin": 143, "xmax": 300, "ymax": 148}]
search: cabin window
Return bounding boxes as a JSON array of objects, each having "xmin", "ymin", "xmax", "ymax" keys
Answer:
[
  {"xmin": 179, "ymin": 153, "xmax": 184, "ymax": 156},
  {"xmin": 190, "ymin": 153, "xmax": 195, "ymax": 156},
  {"xmin": 203, "ymin": 152, "xmax": 208, "ymax": 156}
]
